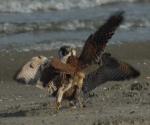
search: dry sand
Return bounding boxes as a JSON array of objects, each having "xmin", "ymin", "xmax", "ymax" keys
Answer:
[{"xmin": 0, "ymin": 42, "xmax": 150, "ymax": 125}]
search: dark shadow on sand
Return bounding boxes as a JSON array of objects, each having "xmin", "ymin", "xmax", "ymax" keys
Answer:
[{"xmin": 0, "ymin": 110, "xmax": 27, "ymax": 118}]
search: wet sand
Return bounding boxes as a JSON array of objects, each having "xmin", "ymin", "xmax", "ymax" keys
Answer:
[{"xmin": 0, "ymin": 42, "xmax": 150, "ymax": 125}]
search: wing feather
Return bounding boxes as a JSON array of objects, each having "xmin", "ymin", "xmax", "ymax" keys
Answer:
[
  {"xmin": 83, "ymin": 53, "xmax": 140, "ymax": 93},
  {"xmin": 79, "ymin": 11, "xmax": 124, "ymax": 68}
]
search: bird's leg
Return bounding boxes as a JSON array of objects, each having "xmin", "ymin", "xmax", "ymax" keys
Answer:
[
  {"xmin": 73, "ymin": 72, "xmax": 85, "ymax": 108},
  {"xmin": 56, "ymin": 86, "xmax": 64, "ymax": 111},
  {"xmin": 74, "ymin": 87, "xmax": 84, "ymax": 108},
  {"xmin": 56, "ymin": 79, "xmax": 73, "ymax": 111}
]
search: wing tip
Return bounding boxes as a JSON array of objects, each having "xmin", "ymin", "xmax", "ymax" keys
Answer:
[
  {"xmin": 131, "ymin": 68, "xmax": 141, "ymax": 78},
  {"xmin": 111, "ymin": 10, "xmax": 125, "ymax": 23},
  {"xmin": 105, "ymin": 10, "xmax": 125, "ymax": 28}
]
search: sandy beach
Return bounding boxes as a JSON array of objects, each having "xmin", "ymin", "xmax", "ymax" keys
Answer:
[{"xmin": 0, "ymin": 42, "xmax": 150, "ymax": 125}]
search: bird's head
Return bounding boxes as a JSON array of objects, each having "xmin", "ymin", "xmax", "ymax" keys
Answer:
[{"xmin": 58, "ymin": 45, "xmax": 76, "ymax": 63}]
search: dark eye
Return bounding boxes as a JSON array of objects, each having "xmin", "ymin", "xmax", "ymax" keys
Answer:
[
  {"xmin": 63, "ymin": 50, "xmax": 69, "ymax": 56},
  {"xmin": 60, "ymin": 48, "xmax": 69, "ymax": 56}
]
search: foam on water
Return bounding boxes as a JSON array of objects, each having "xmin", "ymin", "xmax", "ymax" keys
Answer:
[
  {"xmin": 0, "ymin": 40, "xmax": 84, "ymax": 52},
  {"xmin": 0, "ymin": 1, "xmax": 150, "ymax": 52},
  {"xmin": 0, "ymin": 0, "xmax": 146, "ymax": 13},
  {"xmin": 0, "ymin": 19, "xmax": 150, "ymax": 34}
]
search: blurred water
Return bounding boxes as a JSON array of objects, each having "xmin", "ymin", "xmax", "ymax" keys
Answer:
[{"xmin": 0, "ymin": 0, "xmax": 150, "ymax": 51}]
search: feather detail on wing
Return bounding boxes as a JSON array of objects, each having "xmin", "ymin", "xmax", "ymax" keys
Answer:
[
  {"xmin": 79, "ymin": 11, "xmax": 124, "ymax": 69},
  {"xmin": 83, "ymin": 53, "xmax": 140, "ymax": 93},
  {"xmin": 50, "ymin": 58, "xmax": 77, "ymax": 74}
]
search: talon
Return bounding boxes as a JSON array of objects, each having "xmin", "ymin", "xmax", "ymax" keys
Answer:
[{"xmin": 56, "ymin": 102, "xmax": 61, "ymax": 111}]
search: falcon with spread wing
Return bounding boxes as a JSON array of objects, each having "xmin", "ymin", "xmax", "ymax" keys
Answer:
[{"xmin": 40, "ymin": 11, "xmax": 125, "ymax": 110}]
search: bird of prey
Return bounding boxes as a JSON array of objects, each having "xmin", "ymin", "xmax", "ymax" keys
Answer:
[{"xmin": 38, "ymin": 11, "xmax": 125, "ymax": 110}]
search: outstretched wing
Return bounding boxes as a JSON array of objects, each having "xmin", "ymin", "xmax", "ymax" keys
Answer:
[
  {"xmin": 83, "ymin": 53, "xmax": 140, "ymax": 93},
  {"xmin": 50, "ymin": 58, "xmax": 77, "ymax": 74},
  {"xmin": 79, "ymin": 11, "xmax": 124, "ymax": 68}
]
